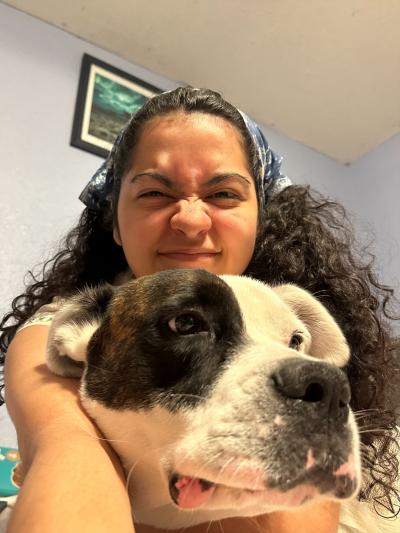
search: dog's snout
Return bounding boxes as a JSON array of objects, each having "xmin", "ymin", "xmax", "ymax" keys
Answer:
[{"xmin": 271, "ymin": 359, "xmax": 350, "ymax": 422}]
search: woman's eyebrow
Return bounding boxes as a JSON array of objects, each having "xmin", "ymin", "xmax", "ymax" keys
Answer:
[
  {"xmin": 131, "ymin": 172, "xmax": 172, "ymax": 187},
  {"xmin": 207, "ymin": 173, "xmax": 251, "ymax": 188},
  {"xmin": 131, "ymin": 172, "xmax": 251, "ymax": 189}
]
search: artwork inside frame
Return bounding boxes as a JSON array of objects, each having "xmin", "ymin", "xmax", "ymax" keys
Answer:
[{"xmin": 71, "ymin": 53, "xmax": 161, "ymax": 158}]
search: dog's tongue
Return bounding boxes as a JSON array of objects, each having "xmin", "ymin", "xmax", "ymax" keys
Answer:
[{"xmin": 169, "ymin": 474, "xmax": 216, "ymax": 509}]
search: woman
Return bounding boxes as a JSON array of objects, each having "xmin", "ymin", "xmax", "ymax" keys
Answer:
[{"xmin": 1, "ymin": 87, "xmax": 398, "ymax": 532}]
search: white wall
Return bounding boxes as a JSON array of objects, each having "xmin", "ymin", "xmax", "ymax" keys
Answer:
[{"xmin": 344, "ymin": 134, "xmax": 400, "ymax": 288}]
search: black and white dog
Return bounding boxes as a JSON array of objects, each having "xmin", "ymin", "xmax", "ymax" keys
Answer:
[{"xmin": 47, "ymin": 269, "xmax": 368, "ymax": 529}]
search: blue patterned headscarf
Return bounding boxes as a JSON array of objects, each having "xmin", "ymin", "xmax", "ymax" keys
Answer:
[
  {"xmin": 237, "ymin": 110, "xmax": 291, "ymax": 210},
  {"xmin": 79, "ymin": 93, "xmax": 291, "ymax": 212}
]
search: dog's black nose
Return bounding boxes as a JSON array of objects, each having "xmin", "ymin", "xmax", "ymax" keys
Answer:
[{"xmin": 271, "ymin": 359, "xmax": 350, "ymax": 422}]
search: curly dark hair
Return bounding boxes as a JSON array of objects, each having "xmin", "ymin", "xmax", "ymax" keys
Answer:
[{"xmin": 1, "ymin": 87, "xmax": 399, "ymax": 519}]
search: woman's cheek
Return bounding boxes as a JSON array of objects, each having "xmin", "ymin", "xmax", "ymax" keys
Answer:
[
  {"xmin": 121, "ymin": 208, "xmax": 164, "ymax": 236},
  {"xmin": 216, "ymin": 209, "xmax": 257, "ymax": 236}
]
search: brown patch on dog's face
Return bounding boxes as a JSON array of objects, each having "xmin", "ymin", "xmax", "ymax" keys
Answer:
[{"xmin": 84, "ymin": 269, "xmax": 245, "ymax": 410}]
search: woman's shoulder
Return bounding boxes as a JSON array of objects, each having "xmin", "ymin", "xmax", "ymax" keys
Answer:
[
  {"xmin": 17, "ymin": 297, "xmax": 66, "ymax": 332},
  {"xmin": 18, "ymin": 269, "xmax": 133, "ymax": 333}
]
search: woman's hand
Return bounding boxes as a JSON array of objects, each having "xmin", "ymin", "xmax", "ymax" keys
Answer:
[{"xmin": 5, "ymin": 325, "xmax": 135, "ymax": 533}]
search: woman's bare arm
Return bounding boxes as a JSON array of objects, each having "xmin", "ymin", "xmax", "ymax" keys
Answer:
[
  {"xmin": 135, "ymin": 502, "xmax": 340, "ymax": 533},
  {"xmin": 4, "ymin": 325, "xmax": 135, "ymax": 533},
  {"xmin": 257, "ymin": 501, "xmax": 340, "ymax": 533}
]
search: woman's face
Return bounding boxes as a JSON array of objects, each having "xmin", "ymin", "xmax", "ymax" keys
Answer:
[{"xmin": 114, "ymin": 112, "xmax": 258, "ymax": 278}]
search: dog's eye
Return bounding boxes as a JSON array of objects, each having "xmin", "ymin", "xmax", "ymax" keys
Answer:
[
  {"xmin": 289, "ymin": 333, "xmax": 303, "ymax": 351},
  {"xmin": 168, "ymin": 314, "xmax": 206, "ymax": 335}
]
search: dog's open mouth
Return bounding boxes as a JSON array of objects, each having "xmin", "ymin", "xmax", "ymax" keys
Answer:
[
  {"xmin": 168, "ymin": 472, "xmax": 325, "ymax": 510},
  {"xmin": 168, "ymin": 472, "xmax": 320, "ymax": 510},
  {"xmin": 169, "ymin": 462, "xmax": 358, "ymax": 510},
  {"xmin": 169, "ymin": 474, "xmax": 217, "ymax": 509}
]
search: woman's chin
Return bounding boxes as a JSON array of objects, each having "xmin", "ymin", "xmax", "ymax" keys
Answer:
[{"xmin": 156, "ymin": 253, "xmax": 223, "ymax": 273}]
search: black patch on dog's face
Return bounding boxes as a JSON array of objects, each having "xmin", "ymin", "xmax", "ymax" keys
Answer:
[{"xmin": 84, "ymin": 269, "xmax": 245, "ymax": 410}]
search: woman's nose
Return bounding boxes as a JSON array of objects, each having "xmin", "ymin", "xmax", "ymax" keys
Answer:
[{"xmin": 170, "ymin": 199, "xmax": 212, "ymax": 238}]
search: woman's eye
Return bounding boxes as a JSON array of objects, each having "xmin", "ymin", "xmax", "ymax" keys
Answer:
[
  {"xmin": 168, "ymin": 313, "xmax": 207, "ymax": 335},
  {"xmin": 208, "ymin": 191, "xmax": 240, "ymax": 200},
  {"xmin": 138, "ymin": 190, "xmax": 166, "ymax": 198},
  {"xmin": 289, "ymin": 333, "xmax": 303, "ymax": 351}
]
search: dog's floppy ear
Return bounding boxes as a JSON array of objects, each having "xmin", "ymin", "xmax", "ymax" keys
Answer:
[
  {"xmin": 273, "ymin": 284, "xmax": 350, "ymax": 367},
  {"xmin": 46, "ymin": 284, "xmax": 115, "ymax": 378}
]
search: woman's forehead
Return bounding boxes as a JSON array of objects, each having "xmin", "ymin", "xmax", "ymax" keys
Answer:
[
  {"xmin": 139, "ymin": 111, "xmax": 245, "ymax": 147},
  {"xmin": 124, "ymin": 112, "xmax": 251, "ymax": 177}
]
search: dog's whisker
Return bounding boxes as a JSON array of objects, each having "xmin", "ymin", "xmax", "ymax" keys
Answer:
[
  {"xmin": 245, "ymin": 515, "xmax": 265, "ymax": 533},
  {"xmin": 354, "ymin": 408, "xmax": 380, "ymax": 415},
  {"xmin": 207, "ymin": 450, "xmax": 225, "ymax": 471},
  {"xmin": 234, "ymin": 457, "xmax": 249, "ymax": 479},
  {"xmin": 253, "ymin": 467, "xmax": 264, "ymax": 492},
  {"xmin": 175, "ymin": 447, "xmax": 200, "ymax": 474},
  {"xmin": 257, "ymin": 516, "xmax": 268, "ymax": 533},
  {"xmin": 205, "ymin": 519, "xmax": 214, "ymax": 533},
  {"xmin": 124, "ymin": 441, "xmax": 182, "ymax": 510},
  {"xmin": 129, "ymin": 443, "xmax": 173, "ymax": 470},
  {"xmin": 354, "ymin": 415, "xmax": 378, "ymax": 422},
  {"xmin": 166, "ymin": 392, "xmax": 207, "ymax": 402},
  {"xmin": 189, "ymin": 450, "xmax": 225, "ymax": 486},
  {"xmin": 125, "ymin": 462, "xmax": 136, "ymax": 493},
  {"xmin": 217, "ymin": 456, "xmax": 236, "ymax": 477},
  {"xmin": 359, "ymin": 448, "xmax": 376, "ymax": 460},
  {"xmin": 125, "ymin": 465, "xmax": 139, "ymax": 527},
  {"xmin": 358, "ymin": 428, "xmax": 389, "ymax": 435},
  {"xmin": 311, "ymin": 289, "xmax": 330, "ymax": 298},
  {"xmin": 354, "ymin": 412, "xmax": 381, "ymax": 421},
  {"xmin": 125, "ymin": 461, "xmax": 142, "ymax": 494},
  {"xmin": 169, "ymin": 445, "xmax": 213, "ymax": 490},
  {"xmin": 176, "ymin": 518, "xmax": 193, "ymax": 533},
  {"xmin": 214, "ymin": 456, "xmax": 236, "ymax": 485},
  {"xmin": 123, "ymin": 442, "xmax": 178, "ymax": 499}
]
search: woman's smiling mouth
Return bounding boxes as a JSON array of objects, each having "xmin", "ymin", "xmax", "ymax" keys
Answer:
[{"xmin": 159, "ymin": 250, "xmax": 221, "ymax": 261}]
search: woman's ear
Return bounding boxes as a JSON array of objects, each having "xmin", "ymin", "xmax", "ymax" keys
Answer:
[{"xmin": 113, "ymin": 224, "xmax": 122, "ymax": 246}]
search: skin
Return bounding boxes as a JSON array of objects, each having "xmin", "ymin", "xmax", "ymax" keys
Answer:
[
  {"xmin": 113, "ymin": 112, "xmax": 259, "ymax": 277},
  {"xmin": 5, "ymin": 111, "xmax": 340, "ymax": 533}
]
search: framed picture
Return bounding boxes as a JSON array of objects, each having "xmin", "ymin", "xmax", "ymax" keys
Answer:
[{"xmin": 71, "ymin": 54, "xmax": 161, "ymax": 158}]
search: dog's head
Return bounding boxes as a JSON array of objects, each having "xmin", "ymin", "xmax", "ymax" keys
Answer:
[{"xmin": 47, "ymin": 269, "xmax": 360, "ymax": 528}]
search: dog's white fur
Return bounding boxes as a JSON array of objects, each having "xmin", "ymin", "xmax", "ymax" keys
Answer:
[{"xmin": 46, "ymin": 275, "xmax": 398, "ymax": 532}]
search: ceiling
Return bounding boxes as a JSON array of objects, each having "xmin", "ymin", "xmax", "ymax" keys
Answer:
[{"xmin": 4, "ymin": 0, "xmax": 400, "ymax": 163}]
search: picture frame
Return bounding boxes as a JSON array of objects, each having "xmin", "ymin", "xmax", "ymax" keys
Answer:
[{"xmin": 71, "ymin": 54, "xmax": 161, "ymax": 158}]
